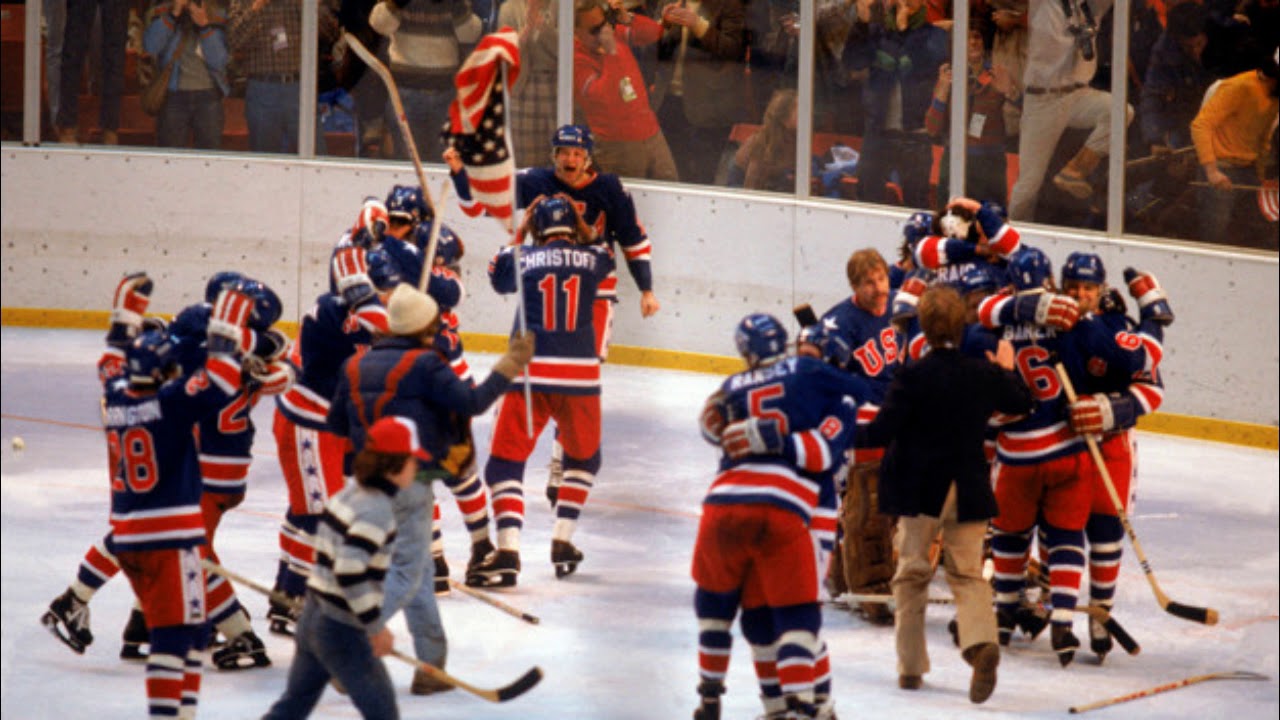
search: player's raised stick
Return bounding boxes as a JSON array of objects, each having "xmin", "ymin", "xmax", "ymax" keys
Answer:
[
  {"xmin": 1054, "ymin": 363, "xmax": 1219, "ymax": 625},
  {"xmin": 1068, "ymin": 671, "xmax": 1268, "ymax": 714},
  {"xmin": 202, "ymin": 559, "xmax": 544, "ymax": 702}
]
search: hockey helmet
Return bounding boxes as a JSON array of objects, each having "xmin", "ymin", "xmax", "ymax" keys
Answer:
[
  {"xmin": 529, "ymin": 197, "xmax": 577, "ymax": 241},
  {"xmin": 957, "ymin": 264, "xmax": 1001, "ymax": 297},
  {"xmin": 368, "ymin": 240, "xmax": 424, "ymax": 291},
  {"xmin": 411, "ymin": 221, "xmax": 466, "ymax": 269},
  {"xmin": 735, "ymin": 313, "xmax": 789, "ymax": 368},
  {"xmin": 204, "ymin": 271, "xmax": 245, "ymax": 304},
  {"xmin": 235, "ymin": 278, "xmax": 283, "ymax": 331},
  {"xmin": 1008, "ymin": 247, "xmax": 1054, "ymax": 292},
  {"xmin": 1061, "ymin": 251, "xmax": 1106, "ymax": 286},
  {"xmin": 126, "ymin": 329, "xmax": 178, "ymax": 388},
  {"xmin": 797, "ymin": 321, "xmax": 851, "ymax": 368},
  {"xmin": 551, "ymin": 124, "xmax": 594, "ymax": 155},
  {"xmin": 902, "ymin": 211, "xmax": 934, "ymax": 248},
  {"xmin": 385, "ymin": 185, "xmax": 428, "ymax": 225}
]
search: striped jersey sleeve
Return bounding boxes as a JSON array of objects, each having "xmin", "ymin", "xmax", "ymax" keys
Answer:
[{"xmin": 309, "ymin": 484, "xmax": 396, "ymax": 629}]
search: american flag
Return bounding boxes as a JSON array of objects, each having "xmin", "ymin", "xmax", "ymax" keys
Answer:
[
  {"xmin": 1259, "ymin": 179, "xmax": 1279, "ymax": 223},
  {"xmin": 441, "ymin": 29, "xmax": 521, "ymax": 230}
]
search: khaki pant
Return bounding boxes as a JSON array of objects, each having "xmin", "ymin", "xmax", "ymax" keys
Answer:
[
  {"xmin": 592, "ymin": 132, "xmax": 679, "ymax": 182},
  {"xmin": 892, "ymin": 485, "xmax": 996, "ymax": 677}
]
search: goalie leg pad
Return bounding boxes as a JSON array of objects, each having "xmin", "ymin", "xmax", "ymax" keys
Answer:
[{"xmin": 840, "ymin": 463, "xmax": 897, "ymax": 622}]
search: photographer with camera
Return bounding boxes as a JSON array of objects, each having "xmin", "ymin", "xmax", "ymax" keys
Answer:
[
  {"xmin": 1007, "ymin": 0, "xmax": 1131, "ymax": 225},
  {"xmin": 143, "ymin": 0, "xmax": 231, "ymax": 149}
]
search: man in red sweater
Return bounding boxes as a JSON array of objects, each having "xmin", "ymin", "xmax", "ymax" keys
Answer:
[{"xmin": 573, "ymin": 0, "xmax": 679, "ymax": 180}]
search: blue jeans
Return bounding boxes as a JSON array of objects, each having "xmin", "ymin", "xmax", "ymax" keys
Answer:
[
  {"xmin": 57, "ymin": 0, "xmax": 127, "ymax": 131},
  {"xmin": 1197, "ymin": 163, "xmax": 1257, "ymax": 244},
  {"xmin": 158, "ymin": 89, "xmax": 224, "ymax": 150},
  {"xmin": 245, "ymin": 79, "xmax": 327, "ymax": 155},
  {"xmin": 262, "ymin": 598, "xmax": 399, "ymax": 720},
  {"xmin": 383, "ymin": 478, "xmax": 448, "ymax": 667}
]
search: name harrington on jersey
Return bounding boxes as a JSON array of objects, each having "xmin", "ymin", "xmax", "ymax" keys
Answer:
[
  {"xmin": 104, "ymin": 398, "xmax": 164, "ymax": 427},
  {"xmin": 519, "ymin": 247, "xmax": 601, "ymax": 271}
]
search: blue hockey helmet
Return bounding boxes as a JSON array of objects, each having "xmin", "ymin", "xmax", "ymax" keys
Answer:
[
  {"xmin": 1008, "ymin": 247, "xmax": 1054, "ymax": 292},
  {"xmin": 235, "ymin": 278, "xmax": 283, "ymax": 331},
  {"xmin": 797, "ymin": 321, "xmax": 851, "ymax": 368},
  {"xmin": 126, "ymin": 328, "xmax": 178, "ymax": 387},
  {"xmin": 529, "ymin": 197, "xmax": 577, "ymax": 241},
  {"xmin": 981, "ymin": 199, "xmax": 1009, "ymax": 222},
  {"xmin": 551, "ymin": 124, "xmax": 594, "ymax": 154},
  {"xmin": 957, "ymin": 264, "xmax": 1001, "ymax": 297},
  {"xmin": 368, "ymin": 241, "xmax": 424, "ymax": 291},
  {"xmin": 385, "ymin": 185, "xmax": 428, "ymax": 225},
  {"xmin": 1061, "ymin": 251, "xmax": 1106, "ymax": 286},
  {"xmin": 902, "ymin": 211, "xmax": 934, "ymax": 248},
  {"xmin": 411, "ymin": 221, "xmax": 466, "ymax": 269},
  {"xmin": 735, "ymin": 313, "xmax": 788, "ymax": 367},
  {"xmin": 204, "ymin": 271, "xmax": 245, "ymax": 304}
]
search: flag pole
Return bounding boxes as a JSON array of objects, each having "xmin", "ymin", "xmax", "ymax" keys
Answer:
[{"xmin": 501, "ymin": 61, "xmax": 535, "ymax": 439}]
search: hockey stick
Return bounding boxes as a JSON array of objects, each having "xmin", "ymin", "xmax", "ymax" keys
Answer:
[
  {"xmin": 793, "ymin": 303, "xmax": 818, "ymax": 328},
  {"xmin": 202, "ymin": 560, "xmax": 544, "ymax": 703},
  {"xmin": 1054, "ymin": 364, "xmax": 1219, "ymax": 625},
  {"xmin": 342, "ymin": 32, "xmax": 436, "ymax": 219},
  {"xmin": 416, "ymin": 179, "xmax": 453, "ymax": 292},
  {"xmin": 448, "ymin": 579, "xmax": 540, "ymax": 625},
  {"xmin": 843, "ymin": 592, "xmax": 1140, "ymax": 655},
  {"xmin": 1067, "ymin": 671, "xmax": 1268, "ymax": 714}
]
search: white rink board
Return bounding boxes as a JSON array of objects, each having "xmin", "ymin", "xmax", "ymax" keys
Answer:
[{"xmin": 2, "ymin": 147, "xmax": 1277, "ymax": 425}]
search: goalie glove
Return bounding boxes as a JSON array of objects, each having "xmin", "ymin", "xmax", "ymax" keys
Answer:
[
  {"xmin": 890, "ymin": 270, "xmax": 931, "ymax": 325},
  {"xmin": 207, "ymin": 286, "xmax": 256, "ymax": 357},
  {"xmin": 107, "ymin": 272, "xmax": 154, "ymax": 348},
  {"xmin": 1123, "ymin": 267, "xmax": 1174, "ymax": 326},
  {"xmin": 721, "ymin": 418, "xmax": 784, "ymax": 460},
  {"xmin": 1012, "ymin": 292, "xmax": 1079, "ymax": 331},
  {"xmin": 332, "ymin": 247, "xmax": 378, "ymax": 309}
]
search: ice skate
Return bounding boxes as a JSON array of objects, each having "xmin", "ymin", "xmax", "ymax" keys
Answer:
[
  {"xmin": 466, "ymin": 538, "xmax": 495, "ymax": 577},
  {"xmin": 1050, "ymin": 623, "xmax": 1079, "ymax": 667},
  {"xmin": 41, "ymin": 589, "xmax": 93, "ymax": 654},
  {"xmin": 1089, "ymin": 616, "xmax": 1112, "ymax": 662},
  {"xmin": 551, "ymin": 540, "xmax": 584, "ymax": 579},
  {"xmin": 119, "ymin": 606, "xmax": 149, "ymax": 660},
  {"xmin": 266, "ymin": 597, "xmax": 300, "ymax": 637},
  {"xmin": 546, "ymin": 454, "xmax": 563, "ymax": 508},
  {"xmin": 465, "ymin": 549, "xmax": 520, "ymax": 588},
  {"xmin": 212, "ymin": 630, "xmax": 271, "ymax": 670},
  {"xmin": 433, "ymin": 555, "xmax": 450, "ymax": 595}
]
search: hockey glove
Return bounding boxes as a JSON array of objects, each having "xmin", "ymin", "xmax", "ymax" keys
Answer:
[
  {"xmin": 351, "ymin": 197, "xmax": 389, "ymax": 249},
  {"xmin": 107, "ymin": 272, "xmax": 154, "ymax": 348},
  {"xmin": 890, "ymin": 270, "xmax": 930, "ymax": 325},
  {"xmin": 332, "ymin": 247, "xmax": 377, "ymax": 309},
  {"xmin": 1098, "ymin": 287, "xmax": 1127, "ymax": 316},
  {"xmin": 492, "ymin": 331, "xmax": 535, "ymax": 380},
  {"xmin": 1123, "ymin": 267, "xmax": 1174, "ymax": 326},
  {"xmin": 721, "ymin": 417, "xmax": 784, "ymax": 459},
  {"xmin": 208, "ymin": 286, "xmax": 255, "ymax": 357},
  {"xmin": 1069, "ymin": 393, "xmax": 1115, "ymax": 434},
  {"xmin": 253, "ymin": 327, "xmax": 291, "ymax": 363},
  {"xmin": 1012, "ymin": 292, "xmax": 1079, "ymax": 331},
  {"xmin": 699, "ymin": 393, "xmax": 728, "ymax": 444},
  {"xmin": 249, "ymin": 359, "xmax": 295, "ymax": 396}
]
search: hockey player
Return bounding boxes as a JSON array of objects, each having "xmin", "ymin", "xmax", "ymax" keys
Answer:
[
  {"xmin": 1058, "ymin": 253, "xmax": 1171, "ymax": 661},
  {"xmin": 104, "ymin": 274, "xmax": 252, "ymax": 717},
  {"xmin": 817, "ymin": 248, "xmax": 903, "ymax": 623},
  {"xmin": 447, "ymin": 124, "xmax": 661, "ymax": 503},
  {"xmin": 912, "ymin": 197, "xmax": 1021, "ymax": 287},
  {"xmin": 693, "ymin": 313, "xmax": 871, "ymax": 720},
  {"xmin": 470, "ymin": 196, "xmax": 614, "ymax": 587},
  {"xmin": 329, "ymin": 282, "xmax": 533, "ymax": 694},
  {"xmin": 262, "ymin": 415, "xmax": 432, "ymax": 720}
]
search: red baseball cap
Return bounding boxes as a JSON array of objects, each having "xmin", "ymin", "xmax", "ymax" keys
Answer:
[{"xmin": 365, "ymin": 416, "xmax": 432, "ymax": 461}]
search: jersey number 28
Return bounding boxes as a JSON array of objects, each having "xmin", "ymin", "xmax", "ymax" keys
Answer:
[{"xmin": 107, "ymin": 427, "xmax": 159, "ymax": 494}]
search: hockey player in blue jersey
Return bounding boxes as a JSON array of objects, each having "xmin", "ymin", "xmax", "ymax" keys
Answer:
[
  {"xmin": 913, "ymin": 197, "xmax": 1021, "ymax": 288},
  {"xmin": 692, "ymin": 313, "xmax": 871, "ymax": 720}
]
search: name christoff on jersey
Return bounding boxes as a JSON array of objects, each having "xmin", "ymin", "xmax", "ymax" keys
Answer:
[{"xmin": 519, "ymin": 247, "xmax": 601, "ymax": 271}]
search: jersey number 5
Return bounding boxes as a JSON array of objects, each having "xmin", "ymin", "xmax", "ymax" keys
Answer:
[
  {"xmin": 746, "ymin": 384, "xmax": 790, "ymax": 435},
  {"xmin": 107, "ymin": 427, "xmax": 160, "ymax": 494},
  {"xmin": 537, "ymin": 275, "xmax": 582, "ymax": 332}
]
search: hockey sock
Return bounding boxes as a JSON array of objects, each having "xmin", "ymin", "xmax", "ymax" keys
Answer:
[
  {"xmin": 178, "ymin": 647, "xmax": 203, "ymax": 720},
  {"xmin": 813, "ymin": 641, "xmax": 834, "ymax": 715},
  {"xmin": 275, "ymin": 512, "xmax": 318, "ymax": 597},
  {"xmin": 772, "ymin": 604, "xmax": 821, "ymax": 702},
  {"xmin": 148, "ymin": 625, "xmax": 203, "ymax": 718},
  {"xmin": 485, "ymin": 456, "xmax": 528, "ymax": 540},
  {"xmin": 695, "ymin": 588, "xmax": 740, "ymax": 688},
  {"xmin": 1041, "ymin": 522, "xmax": 1086, "ymax": 623},
  {"xmin": 431, "ymin": 500, "xmax": 445, "ymax": 558},
  {"xmin": 742, "ymin": 606, "xmax": 781, "ymax": 702},
  {"xmin": 213, "ymin": 603, "xmax": 252, "ymax": 640},
  {"xmin": 1085, "ymin": 513, "xmax": 1123, "ymax": 608},
  {"xmin": 443, "ymin": 471, "xmax": 492, "ymax": 544},
  {"xmin": 989, "ymin": 526, "xmax": 1033, "ymax": 611},
  {"xmin": 74, "ymin": 534, "xmax": 122, "ymax": 601},
  {"xmin": 552, "ymin": 451, "xmax": 602, "ymax": 540}
]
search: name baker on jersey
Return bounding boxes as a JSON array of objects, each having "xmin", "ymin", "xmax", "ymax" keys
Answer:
[
  {"xmin": 1002, "ymin": 324, "xmax": 1057, "ymax": 343},
  {"xmin": 519, "ymin": 247, "xmax": 601, "ymax": 271},
  {"xmin": 104, "ymin": 398, "xmax": 164, "ymax": 428}
]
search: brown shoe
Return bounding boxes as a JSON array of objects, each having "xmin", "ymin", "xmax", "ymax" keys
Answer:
[
  {"xmin": 898, "ymin": 674, "xmax": 922, "ymax": 690},
  {"xmin": 411, "ymin": 668, "xmax": 455, "ymax": 696},
  {"xmin": 963, "ymin": 642, "xmax": 999, "ymax": 704},
  {"xmin": 101, "ymin": 129, "xmax": 119, "ymax": 145}
]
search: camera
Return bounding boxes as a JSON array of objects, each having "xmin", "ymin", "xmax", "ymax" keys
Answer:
[{"xmin": 1062, "ymin": 0, "xmax": 1096, "ymax": 62}]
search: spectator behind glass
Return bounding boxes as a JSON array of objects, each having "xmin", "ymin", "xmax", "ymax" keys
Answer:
[
  {"xmin": 987, "ymin": 0, "xmax": 1026, "ymax": 143},
  {"xmin": 733, "ymin": 87, "xmax": 797, "ymax": 192},
  {"xmin": 813, "ymin": 0, "xmax": 865, "ymax": 136},
  {"xmin": 56, "ymin": 0, "xmax": 130, "ymax": 144},
  {"xmin": 229, "ymin": 0, "xmax": 334, "ymax": 154},
  {"xmin": 573, "ymin": 0, "xmax": 679, "ymax": 180},
  {"xmin": 925, "ymin": 21, "xmax": 1013, "ymax": 206},
  {"xmin": 336, "ymin": 0, "xmax": 391, "ymax": 157},
  {"xmin": 500, "ymin": 0, "xmax": 560, "ymax": 165},
  {"xmin": 1189, "ymin": 52, "xmax": 1279, "ymax": 249},
  {"xmin": 43, "ymin": 0, "xmax": 67, "ymax": 132},
  {"xmin": 652, "ymin": 0, "xmax": 748, "ymax": 185},
  {"xmin": 369, "ymin": 0, "xmax": 481, "ymax": 161},
  {"xmin": 1006, "ymin": 0, "xmax": 1131, "ymax": 224},
  {"xmin": 744, "ymin": 0, "xmax": 798, "ymax": 120},
  {"xmin": 144, "ymin": 0, "xmax": 231, "ymax": 150},
  {"xmin": 1140, "ymin": 2, "xmax": 1213, "ymax": 153},
  {"xmin": 847, "ymin": 0, "xmax": 947, "ymax": 208}
]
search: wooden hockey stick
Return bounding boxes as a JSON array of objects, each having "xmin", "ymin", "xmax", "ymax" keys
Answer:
[
  {"xmin": 1054, "ymin": 364, "xmax": 1219, "ymax": 625},
  {"xmin": 342, "ymin": 32, "xmax": 436, "ymax": 220},
  {"xmin": 1068, "ymin": 671, "xmax": 1268, "ymax": 714},
  {"xmin": 449, "ymin": 579, "xmax": 540, "ymax": 625},
  {"xmin": 202, "ymin": 560, "xmax": 544, "ymax": 703},
  {"xmin": 793, "ymin": 303, "xmax": 818, "ymax": 328},
  {"xmin": 843, "ymin": 592, "xmax": 1140, "ymax": 655}
]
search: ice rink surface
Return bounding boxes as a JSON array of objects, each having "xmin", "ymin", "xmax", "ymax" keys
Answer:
[{"xmin": 2, "ymin": 327, "xmax": 1277, "ymax": 719}]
